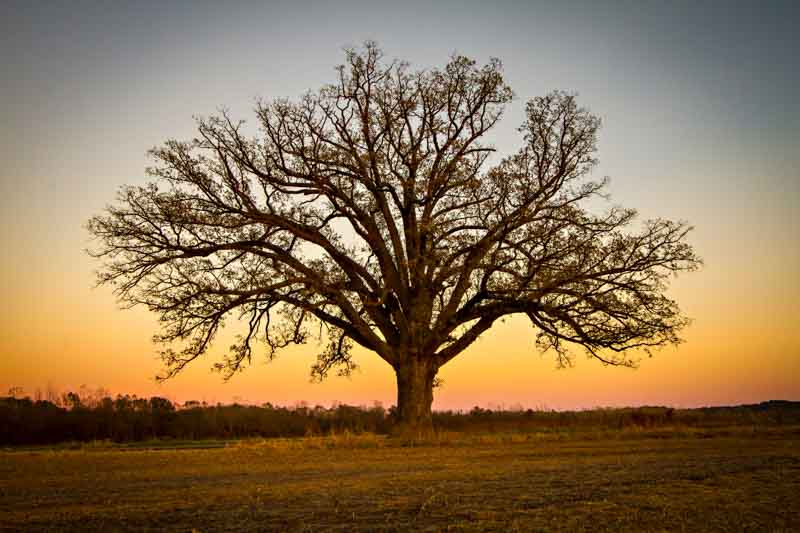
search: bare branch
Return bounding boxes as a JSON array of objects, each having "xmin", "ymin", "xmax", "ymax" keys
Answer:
[{"xmin": 87, "ymin": 43, "xmax": 700, "ymax": 403}]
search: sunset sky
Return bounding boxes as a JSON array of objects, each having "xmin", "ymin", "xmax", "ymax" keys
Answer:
[{"xmin": 1, "ymin": 0, "xmax": 797, "ymax": 410}]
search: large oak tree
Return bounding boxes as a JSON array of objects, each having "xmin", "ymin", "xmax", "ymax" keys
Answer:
[{"xmin": 89, "ymin": 43, "xmax": 700, "ymax": 435}]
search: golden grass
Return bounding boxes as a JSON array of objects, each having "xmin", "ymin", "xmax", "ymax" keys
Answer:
[
  {"xmin": 29, "ymin": 423, "xmax": 791, "ymax": 452},
  {"xmin": 1, "ymin": 429, "xmax": 798, "ymax": 531}
]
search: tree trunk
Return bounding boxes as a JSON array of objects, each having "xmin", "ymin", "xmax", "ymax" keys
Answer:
[{"xmin": 393, "ymin": 356, "xmax": 436, "ymax": 438}]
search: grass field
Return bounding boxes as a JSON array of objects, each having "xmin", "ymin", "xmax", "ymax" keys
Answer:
[{"xmin": 1, "ymin": 429, "xmax": 798, "ymax": 532}]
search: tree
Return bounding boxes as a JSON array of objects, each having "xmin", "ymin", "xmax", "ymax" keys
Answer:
[{"xmin": 88, "ymin": 43, "xmax": 700, "ymax": 436}]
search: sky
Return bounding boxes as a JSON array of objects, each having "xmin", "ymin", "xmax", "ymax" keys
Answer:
[{"xmin": 1, "ymin": 0, "xmax": 798, "ymax": 410}]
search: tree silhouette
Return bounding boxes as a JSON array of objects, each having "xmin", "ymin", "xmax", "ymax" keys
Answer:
[{"xmin": 88, "ymin": 43, "xmax": 700, "ymax": 435}]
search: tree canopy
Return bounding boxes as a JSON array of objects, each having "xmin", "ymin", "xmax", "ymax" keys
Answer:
[{"xmin": 88, "ymin": 43, "xmax": 700, "ymax": 433}]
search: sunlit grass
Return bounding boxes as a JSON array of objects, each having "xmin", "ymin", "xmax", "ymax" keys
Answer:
[
  {"xmin": 6, "ymin": 422, "xmax": 796, "ymax": 453},
  {"xmin": 1, "ymin": 429, "xmax": 797, "ymax": 531}
]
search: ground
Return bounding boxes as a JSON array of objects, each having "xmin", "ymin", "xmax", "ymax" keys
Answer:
[{"xmin": 1, "ymin": 430, "xmax": 798, "ymax": 531}]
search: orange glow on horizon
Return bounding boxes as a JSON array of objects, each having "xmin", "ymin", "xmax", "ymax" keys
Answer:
[{"xmin": 2, "ymin": 246, "xmax": 797, "ymax": 410}]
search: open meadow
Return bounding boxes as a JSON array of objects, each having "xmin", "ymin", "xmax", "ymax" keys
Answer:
[{"xmin": 1, "ymin": 428, "xmax": 798, "ymax": 532}]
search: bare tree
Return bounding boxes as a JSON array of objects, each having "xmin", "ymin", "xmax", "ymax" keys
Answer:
[{"xmin": 88, "ymin": 43, "xmax": 700, "ymax": 435}]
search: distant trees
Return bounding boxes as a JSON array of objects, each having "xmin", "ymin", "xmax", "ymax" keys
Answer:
[
  {"xmin": 1, "ymin": 391, "xmax": 797, "ymax": 446},
  {"xmin": 0, "ymin": 392, "xmax": 391, "ymax": 445}
]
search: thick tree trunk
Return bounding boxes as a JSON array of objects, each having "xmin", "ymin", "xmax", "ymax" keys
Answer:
[{"xmin": 393, "ymin": 356, "xmax": 437, "ymax": 438}]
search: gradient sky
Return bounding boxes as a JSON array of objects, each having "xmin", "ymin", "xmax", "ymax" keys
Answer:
[{"xmin": 1, "ymin": 0, "xmax": 798, "ymax": 410}]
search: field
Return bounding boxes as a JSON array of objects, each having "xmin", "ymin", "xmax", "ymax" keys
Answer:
[{"xmin": 1, "ymin": 429, "xmax": 798, "ymax": 532}]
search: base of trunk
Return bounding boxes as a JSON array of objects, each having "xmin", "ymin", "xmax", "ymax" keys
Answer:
[{"xmin": 392, "ymin": 356, "xmax": 436, "ymax": 439}]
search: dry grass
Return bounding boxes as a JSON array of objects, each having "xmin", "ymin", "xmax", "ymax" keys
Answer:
[{"xmin": 1, "ymin": 429, "xmax": 798, "ymax": 531}]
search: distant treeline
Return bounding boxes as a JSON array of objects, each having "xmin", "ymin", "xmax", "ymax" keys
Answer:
[{"xmin": 1, "ymin": 392, "xmax": 799, "ymax": 446}]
